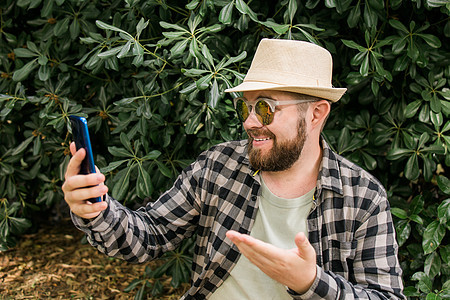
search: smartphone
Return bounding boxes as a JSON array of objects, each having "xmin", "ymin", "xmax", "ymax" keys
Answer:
[{"xmin": 69, "ymin": 115, "xmax": 102, "ymax": 203}]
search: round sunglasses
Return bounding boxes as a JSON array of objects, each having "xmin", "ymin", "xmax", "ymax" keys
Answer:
[{"xmin": 233, "ymin": 97, "xmax": 317, "ymax": 125}]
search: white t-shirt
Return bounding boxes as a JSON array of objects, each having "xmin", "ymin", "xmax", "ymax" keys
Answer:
[{"xmin": 210, "ymin": 175, "xmax": 315, "ymax": 299}]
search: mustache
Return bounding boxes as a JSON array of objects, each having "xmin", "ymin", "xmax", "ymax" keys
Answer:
[{"xmin": 246, "ymin": 128, "xmax": 276, "ymax": 140}]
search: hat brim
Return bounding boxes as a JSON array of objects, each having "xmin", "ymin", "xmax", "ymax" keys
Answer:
[{"xmin": 225, "ymin": 82, "xmax": 347, "ymax": 102}]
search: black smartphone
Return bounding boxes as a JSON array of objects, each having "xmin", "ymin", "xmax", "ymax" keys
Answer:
[{"xmin": 69, "ymin": 115, "xmax": 102, "ymax": 203}]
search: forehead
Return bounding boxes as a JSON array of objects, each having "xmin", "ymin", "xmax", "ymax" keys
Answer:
[{"xmin": 243, "ymin": 90, "xmax": 302, "ymax": 100}]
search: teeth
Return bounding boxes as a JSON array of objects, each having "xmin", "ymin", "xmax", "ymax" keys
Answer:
[{"xmin": 254, "ymin": 138, "xmax": 271, "ymax": 141}]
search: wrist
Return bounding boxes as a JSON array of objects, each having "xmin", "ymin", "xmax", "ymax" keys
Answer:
[{"xmin": 291, "ymin": 264, "xmax": 317, "ymax": 294}]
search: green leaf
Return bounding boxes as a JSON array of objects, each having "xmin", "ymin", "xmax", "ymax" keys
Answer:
[
  {"xmin": 430, "ymin": 111, "xmax": 443, "ymax": 128},
  {"xmin": 404, "ymin": 153, "xmax": 419, "ymax": 180},
  {"xmin": 124, "ymin": 278, "xmax": 143, "ymax": 292},
  {"xmin": 360, "ymin": 54, "xmax": 369, "ymax": 77},
  {"xmin": 117, "ymin": 40, "xmax": 131, "ymax": 58},
  {"xmin": 96, "ymin": 20, "xmax": 129, "ymax": 35},
  {"xmin": 411, "ymin": 272, "xmax": 433, "ymax": 293},
  {"xmin": 54, "ymin": 17, "xmax": 70, "ymax": 37},
  {"xmin": 235, "ymin": 0, "xmax": 258, "ymax": 21},
  {"xmin": 100, "ymin": 159, "xmax": 129, "ymax": 173},
  {"xmin": 418, "ymin": 33, "xmax": 442, "ymax": 48},
  {"xmin": 14, "ymin": 48, "xmax": 38, "ymax": 58},
  {"xmin": 13, "ymin": 59, "xmax": 38, "ymax": 81},
  {"xmin": 155, "ymin": 160, "xmax": 172, "ymax": 178},
  {"xmin": 70, "ymin": 19, "xmax": 80, "ymax": 39},
  {"xmin": 410, "ymin": 195, "xmax": 425, "ymax": 215},
  {"xmin": 287, "ymin": 0, "xmax": 298, "ymax": 22},
  {"xmin": 38, "ymin": 64, "xmax": 50, "ymax": 81},
  {"xmin": 405, "ymin": 99, "xmax": 422, "ymax": 118},
  {"xmin": 9, "ymin": 217, "xmax": 32, "ymax": 235},
  {"xmin": 11, "ymin": 136, "xmax": 34, "ymax": 156},
  {"xmin": 159, "ymin": 21, "xmax": 188, "ymax": 32},
  {"xmin": 196, "ymin": 73, "xmax": 213, "ymax": 90},
  {"xmin": 136, "ymin": 18, "xmax": 149, "ymax": 38},
  {"xmin": 441, "ymin": 246, "xmax": 450, "ymax": 265},
  {"xmin": 112, "ymin": 165, "xmax": 133, "ymax": 200},
  {"xmin": 424, "ymin": 250, "xmax": 441, "ymax": 278},
  {"xmin": 108, "ymin": 146, "xmax": 133, "ymax": 158},
  {"xmin": 219, "ymin": 51, "xmax": 247, "ymax": 69},
  {"xmin": 98, "ymin": 46, "xmax": 123, "ymax": 58},
  {"xmin": 170, "ymin": 39, "xmax": 189, "ymax": 57},
  {"xmin": 219, "ymin": 2, "xmax": 234, "ymax": 25},
  {"xmin": 142, "ymin": 150, "xmax": 161, "ymax": 160},
  {"xmin": 386, "ymin": 148, "xmax": 413, "ymax": 160},
  {"xmin": 437, "ymin": 176, "xmax": 450, "ymax": 195},
  {"xmin": 341, "ymin": 39, "xmax": 366, "ymax": 52},
  {"xmin": 201, "ymin": 44, "xmax": 214, "ymax": 68},
  {"xmin": 186, "ymin": 0, "xmax": 200, "ymax": 10},
  {"xmin": 390, "ymin": 19, "xmax": 409, "ymax": 33},
  {"xmin": 437, "ymin": 199, "xmax": 450, "ymax": 225},
  {"xmin": 120, "ymin": 132, "xmax": 133, "ymax": 154},
  {"xmin": 423, "ymin": 220, "xmax": 446, "ymax": 254},
  {"xmin": 347, "ymin": 3, "xmax": 361, "ymax": 28},
  {"xmin": 396, "ymin": 219, "xmax": 411, "ymax": 247},
  {"xmin": 409, "ymin": 215, "xmax": 424, "ymax": 225},
  {"xmin": 137, "ymin": 165, "xmax": 153, "ymax": 198},
  {"xmin": 391, "ymin": 207, "xmax": 408, "ymax": 219},
  {"xmin": 208, "ymin": 78, "xmax": 220, "ymax": 109}
]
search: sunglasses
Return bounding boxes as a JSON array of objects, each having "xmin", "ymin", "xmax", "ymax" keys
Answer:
[{"xmin": 233, "ymin": 97, "xmax": 317, "ymax": 125}]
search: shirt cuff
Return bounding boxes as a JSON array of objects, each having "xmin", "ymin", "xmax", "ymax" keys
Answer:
[
  {"xmin": 287, "ymin": 265, "xmax": 337, "ymax": 300},
  {"xmin": 71, "ymin": 194, "xmax": 117, "ymax": 232}
]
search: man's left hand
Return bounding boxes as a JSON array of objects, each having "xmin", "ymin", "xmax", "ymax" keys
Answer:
[{"xmin": 226, "ymin": 230, "xmax": 317, "ymax": 294}]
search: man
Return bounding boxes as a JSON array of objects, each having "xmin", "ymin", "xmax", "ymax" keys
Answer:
[{"xmin": 62, "ymin": 39, "xmax": 405, "ymax": 299}]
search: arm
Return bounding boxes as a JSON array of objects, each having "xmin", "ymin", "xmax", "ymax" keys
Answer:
[
  {"xmin": 227, "ymin": 195, "xmax": 405, "ymax": 299},
  {"xmin": 63, "ymin": 143, "xmax": 202, "ymax": 263}
]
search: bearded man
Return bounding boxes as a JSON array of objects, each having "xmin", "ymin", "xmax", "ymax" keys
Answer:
[{"xmin": 62, "ymin": 39, "xmax": 405, "ymax": 299}]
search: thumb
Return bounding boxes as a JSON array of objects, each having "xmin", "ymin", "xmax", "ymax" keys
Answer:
[{"xmin": 295, "ymin": 232, "xmax": 316, "ymax": 260}]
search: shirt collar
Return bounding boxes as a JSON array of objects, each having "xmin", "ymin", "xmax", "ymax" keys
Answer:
[{"xmin": 317, "ymin": 137, "xmax": 344, "ymax": 196}]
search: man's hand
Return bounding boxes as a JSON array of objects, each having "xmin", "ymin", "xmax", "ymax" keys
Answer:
[
  {"xmin": 62, "ymin": 142, "xmax": 108, "ymax": 219},
  {"xmin": 226, "ymin": 230, "xmax": 317, "ymax": 294}
]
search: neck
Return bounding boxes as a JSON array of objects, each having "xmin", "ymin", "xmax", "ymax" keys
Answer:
[{"xmin": 261, "ymin": 137, "xmax": 322, "ymax": 199}]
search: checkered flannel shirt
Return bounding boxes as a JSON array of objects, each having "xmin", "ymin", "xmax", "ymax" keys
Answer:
[{"xmin": 72, "ymin": 139, "xmax": 405, "ymax": 299}]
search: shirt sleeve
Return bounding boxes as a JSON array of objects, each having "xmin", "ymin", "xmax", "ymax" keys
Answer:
[
  {"xmin": 71, "ymin": 157, "xmax": 204, "ymax": 263},
  {"xmin": 288, "ymin": 194, "xmax": 406, "ymax": 300}
]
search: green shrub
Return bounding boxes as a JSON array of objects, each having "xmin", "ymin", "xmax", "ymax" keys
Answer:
[{"xmin": 0, "ymin": 0, "xmax": 448, "ymax": 298}]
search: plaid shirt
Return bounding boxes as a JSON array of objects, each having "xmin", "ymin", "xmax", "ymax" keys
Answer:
[{"xmin": 72, "ymin": 139, "xmax": 405, "ymax": 299}]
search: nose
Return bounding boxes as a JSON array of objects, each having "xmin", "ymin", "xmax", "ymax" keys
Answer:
[{"xmin": 243, "ymin": 108, "xmax": 263, "ymax": 128}]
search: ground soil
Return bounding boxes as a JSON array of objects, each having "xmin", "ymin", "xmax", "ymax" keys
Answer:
[{"xmin": 0, "ymin": 218, "xmax": 188, "ymax": 299}]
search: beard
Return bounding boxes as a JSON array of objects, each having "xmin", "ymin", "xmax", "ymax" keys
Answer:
[{"xmin": 247, "ymin": 118, "xmax": 307, "ymax": 172}]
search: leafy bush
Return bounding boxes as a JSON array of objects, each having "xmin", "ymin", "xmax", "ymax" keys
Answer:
[{"xmin": 0, "ymin": 0, "xmax": 448, "ymax": 298}]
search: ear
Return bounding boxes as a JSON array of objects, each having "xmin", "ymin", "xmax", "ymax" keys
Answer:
[{"xmin": 310, "ymin": 100, "xmax": 330, "ymax": 130}]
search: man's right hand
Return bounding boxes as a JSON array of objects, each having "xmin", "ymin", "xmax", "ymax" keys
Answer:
[{"xmin": 62, "ymin": 142, "xmax": 108, "ymax": 219}]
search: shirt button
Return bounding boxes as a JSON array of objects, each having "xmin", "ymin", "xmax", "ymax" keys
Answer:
[
  {"xmin": 217, "ymin": 270, "xmax": 225, "ymax": 277},
  {"xmin": 251, "ymin": 195, "xmax": 257, "ymax": 201}
]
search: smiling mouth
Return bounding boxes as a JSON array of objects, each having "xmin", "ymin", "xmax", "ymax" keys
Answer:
[{"xmin": 253, "ymin": 137, "xmax": 271, "ymax": 141}]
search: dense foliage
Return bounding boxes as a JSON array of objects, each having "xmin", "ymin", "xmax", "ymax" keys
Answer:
[{"xmin": 1, "ymin": 0, "xmax": 449, "ymax": 298}]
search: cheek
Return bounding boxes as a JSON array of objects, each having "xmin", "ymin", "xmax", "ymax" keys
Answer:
[{"xmin": 272, "ymin": 117, "xmax": 302, "ymax": 139}]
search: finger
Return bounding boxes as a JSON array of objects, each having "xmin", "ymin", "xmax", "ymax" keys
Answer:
[
  {"xmin": 70, "ymin": 142, "xmax": 77, "ymax": 155},
  {"xmin": 65, "ymin": 184, "xmax": 108, "ymax": 205},
  {"xmin": 72, "ymin": 200, "xmax": 108, "ymax": 219},
  {"xmin": 227, "ymin": 231, "xmax": 278, "ymax": 262},
  {"xmin": 63, "ymin": 173, "xmax": 105, "ymax": 193},
  {"xmin": 294, "ymin": 232, "xmax": 316, "ymax": 260},
  {"xmin": 226, "ymin": 230, "xmax": 246, "ymax": 244},
  {"xmin": 65, "ymin": 147, "xmax": 86, "ymax": 178}
]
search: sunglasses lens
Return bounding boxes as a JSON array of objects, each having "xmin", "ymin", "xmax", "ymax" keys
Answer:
[
  {"xmin": 255, "ymin": 100, "xmax": 274, "ymax": 125},
  {"xmin": 236, "ymin": 98, "xmax": 249, "ymax": 121}
]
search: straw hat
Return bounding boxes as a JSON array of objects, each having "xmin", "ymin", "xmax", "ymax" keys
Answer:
[{"xmin": 225, "ymin": 39, "xmax": 347, "ymax": 102}]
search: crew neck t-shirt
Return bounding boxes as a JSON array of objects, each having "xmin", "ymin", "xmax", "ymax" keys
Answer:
[{"xmin": 210, "ymin": 176, "xmax": 315, "ymax": 299}]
